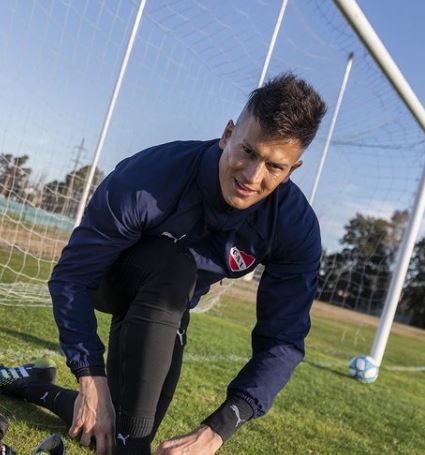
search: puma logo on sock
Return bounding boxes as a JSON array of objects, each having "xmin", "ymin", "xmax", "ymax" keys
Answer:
[
  {"xmin": 230, "ymin": 404, "xmax": 245, "ymax": 428},
  {"xmin": 117, "ymin": 433, "xmax": 130, "ymax": 446},
  {"xmin": 177, "ymin": 329, "xmax": 185, "ymax": 346}
]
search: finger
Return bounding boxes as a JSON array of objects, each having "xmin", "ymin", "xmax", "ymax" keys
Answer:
[
  {"xmin": 80, "ymin": 429, "xmax": 93, "ymax": 448},
  {"xmin": 105, "ymin": 430, "xmax": 115, "ymax": 455},
  {"xmin": 156, "ymin": 439, "xmax": 180, "ymax": 454},
  {"xmin": 156, "ymin": 441, "xmax": 168, "ymax": 455},
  {"xmin": 95, "ymin": 434, "xmax": 106, "ymax": 455},
  {"xmin": 68, "ymin": 419, "xmax": 83, "ymax": 438}
]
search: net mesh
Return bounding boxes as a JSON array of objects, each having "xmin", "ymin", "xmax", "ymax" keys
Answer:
[{"xmin": 0, "ymin": 0, "xmax": 424, "ymax": 343}]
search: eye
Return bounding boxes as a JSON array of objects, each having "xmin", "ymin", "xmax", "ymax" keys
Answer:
[
  {"xmin": 267, "ymin": 162, "xmax": 284, "ymax": 172},
  {"xmin": 242, "ymin": 146, "xmax": 253, "ymax": 155}
]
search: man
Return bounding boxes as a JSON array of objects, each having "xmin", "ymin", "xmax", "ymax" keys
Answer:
[{"xmin": 0, "ymin": 73, "xmax": 326, "ymax": 454}]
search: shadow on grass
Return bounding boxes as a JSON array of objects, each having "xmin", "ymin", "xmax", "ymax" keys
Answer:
[
  {"xmin": 1, "ymin": 396, "xmax": 94, "ymax": 454},
  {"xmin": 0, "ymin": 326, "xmax": 61, "ymax": 354},
  {"xmin": 303, "ymin": 359, "xmax": 348, "ymax": 379},
  {"xmin": 0, "ymin": 395, "xmax": 66, "ymax": 433}
]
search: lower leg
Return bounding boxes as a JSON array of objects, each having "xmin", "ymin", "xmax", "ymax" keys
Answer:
[
  {"xmin": 16, "ymin": 383, "xmax": 76, "ymax": 427},
  {"xmin": 0, "ymin": 361, "xmax": 76, "ymax": 427},
  {"xmin": 149, "ymin": 311, "xmax": 189, "ymax": 441},
  {"xmin": 104, "ymin": 238, "xmax": 196, "ymax": 455},
  {"xmin": 113, "ymin": 304, "xmax": 187, "ymax": 455},
  {"xmin": 106, "ymin": 310, "xmax": 188, "ymax": 454}
]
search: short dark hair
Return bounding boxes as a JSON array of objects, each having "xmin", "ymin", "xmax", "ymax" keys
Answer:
[{"xmin": 245, "ymin": 72, "xmax": 327, "ymax": 149}]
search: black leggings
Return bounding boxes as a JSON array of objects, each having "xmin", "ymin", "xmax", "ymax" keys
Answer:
[
  {"xmin": 23, "ymin": 236, "xmax": 197, "ymax": 454},
  {"xmin": 95, "ymin": 236, "xmax": 196, "ymax": 441}
]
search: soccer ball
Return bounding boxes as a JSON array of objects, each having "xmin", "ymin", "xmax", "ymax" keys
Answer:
[{"xmin": 348, "ymin": 355, "xmax": 379, "ymax": 383}]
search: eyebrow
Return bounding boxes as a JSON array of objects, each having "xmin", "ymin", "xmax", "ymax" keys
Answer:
[{"xmin": 242, "ymin": 140, "xmax": 290, "ymax": 168}]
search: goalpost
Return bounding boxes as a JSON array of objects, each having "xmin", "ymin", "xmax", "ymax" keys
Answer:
[
  {"xmin": 333, "ymin": 0, "xmax": 425, "ymax": 368},
  {"xmin": 74, "ymin": 0, "xmax": 147, "ymax": 228},
  {"xmin": 0, "ymin": 1, "xmax": 296, "ymax": 310},
  {"xmin": 0, "ymin": 0, "xmax": 423, "ymax": 380}
]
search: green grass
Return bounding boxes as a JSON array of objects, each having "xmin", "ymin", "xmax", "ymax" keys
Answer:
[
  {"xmin": 0, "ymin": 246, "xmax": 53, "ymax": 283},
  {"xmin": 0, "ymin": 295, "xmax": 424, "ymax": 454},
  {"xmin": 0, "ymin": 209, "xmax": 71, "ymax": 237}
]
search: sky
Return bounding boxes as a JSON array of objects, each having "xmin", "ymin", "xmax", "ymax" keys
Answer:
[
  {"xmin": 357, "ymin": 0, "xmax": 425, "ymax": 104},
  {"xmin": 0, "ymin": 0, "xmax": 424, "ymax": 253}
]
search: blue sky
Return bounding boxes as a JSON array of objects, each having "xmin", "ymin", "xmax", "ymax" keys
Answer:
[
  {"xmin": 358, "ymin": 0, "xmax": 425, "ymax": 104},
  {"xmin": 0, "ymin": 0, "xmax": 424, "ymax": 252}
]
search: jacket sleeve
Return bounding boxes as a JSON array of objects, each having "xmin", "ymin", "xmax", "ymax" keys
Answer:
[
  {"xmin": 48, "ymin": 171, "xmax": 146, "ymax": 376},
  {"xmin": 227, "ymin": 212, "xmax": 321, "ymax": 417}
]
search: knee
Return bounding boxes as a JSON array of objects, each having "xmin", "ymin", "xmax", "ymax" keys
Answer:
[{"xmin": 116, "ymin": 236, "xmax": 197, "ymax": 313}]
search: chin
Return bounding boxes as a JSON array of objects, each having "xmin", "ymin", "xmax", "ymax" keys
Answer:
[{"xmin": 226, "ymin": 195, "xmax": 257, "ymax": 210}]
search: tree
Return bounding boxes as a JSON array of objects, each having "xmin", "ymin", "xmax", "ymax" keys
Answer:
[
  {"xmin": 319, "ymin": 211, "xmax": 408, "ymax": 315},
  {"xmin": 341, "ymin": 213, "xmax": 392, "ymax": 313},
  {"xmin": 41, "ymin": 165, "xmax": 104, "ymax": 218},
  {"xmin": 387, "ymin": 210, "xmax": 409, "ymax": 261},
  {"xmin": 402, "ymin": 239, "xmax": 425, "ymax": 328},
  {"xmin": 319, "ymin": 249, "xmax": 354, "ymax": 307},
  {"xmin": 41, "ymin": 179, "xmax": 67, "ymax": 213},
  {"xmin": 0, "ymin": 153, "xmax": 32, "ymax": 200}
]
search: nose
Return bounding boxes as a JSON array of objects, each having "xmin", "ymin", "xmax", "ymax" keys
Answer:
[{"xmin": 243, "ymin": 160, "xmax": 264, "ymax": 185}]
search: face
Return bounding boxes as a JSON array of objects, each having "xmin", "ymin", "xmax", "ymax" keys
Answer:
[{"xmin": 218, "ymin": 114, "xmax": 303, "ymax": 210}]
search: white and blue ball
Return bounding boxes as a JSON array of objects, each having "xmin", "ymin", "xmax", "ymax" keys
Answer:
[{"xmin": 348, "ymin": 355, "xmax": 379, "ymax": 383}]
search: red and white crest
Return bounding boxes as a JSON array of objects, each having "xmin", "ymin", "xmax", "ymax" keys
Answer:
[{"xmin": 229, "ymin": 247, "xmax": 255, "ymax": 272}]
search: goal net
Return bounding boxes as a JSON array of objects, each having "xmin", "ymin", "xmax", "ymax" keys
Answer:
[{"xmin": 0, "ymin": 0, "xmax": 424, "ymax": 347}]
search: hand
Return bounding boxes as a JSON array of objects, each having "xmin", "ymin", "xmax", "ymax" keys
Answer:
[
  {"xmin": 69, "ymin": 376, "xmax": 116, "ymax": 455},
  {"xmin": 156, "ymin": 425, "xmax": 223, "ymax": 454}
]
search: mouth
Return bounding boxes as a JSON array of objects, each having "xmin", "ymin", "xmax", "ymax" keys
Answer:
[{"xmin": 233, "ymin": 178, "xmax": 258, "ymax": 197}]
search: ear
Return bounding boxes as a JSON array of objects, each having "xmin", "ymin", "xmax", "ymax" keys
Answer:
[
  {"xmin": 219, "ymin": 120, "xmax": 235, "ymax": 150},
  {"xmin": 283, "ymin": 160, "xmax": 303, "ymax": 183}
]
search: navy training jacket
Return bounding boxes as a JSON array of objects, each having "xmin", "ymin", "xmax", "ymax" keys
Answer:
[{"xmin": 49, "ymin": 139, "xmax": 321, "ymax": 418}]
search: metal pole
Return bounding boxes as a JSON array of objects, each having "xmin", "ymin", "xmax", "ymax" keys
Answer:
[
  {"xmin": 333, "ymin": 0, "xmax": 425, "ymax": 130},
  {"xmin": 371, "ymin": 169, "xmax": 425, "ymax": 365},
  {"xmin": 333, "ymin": 0, "xmax": 425, "ymax": 366},
  {"xmin": 74, "ymin": 0, "xmax": 148, "ymax": 228},
  {"xmin": 242, "ymin": 0, "xmax": 289, "ymax": 283},
  {"xmin": 309, "ymin": 52, "xmax": 354, "ymax": 206},
  {"xmin": 257, "ymin": 0, "xmax": 289, "ymax": 88}
]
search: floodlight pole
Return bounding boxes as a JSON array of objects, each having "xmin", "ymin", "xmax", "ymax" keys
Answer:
[
  {"xmin": 309, "ymin": 52, "xmax": 354, "ymax": 206},
  {"xmin": 257, "ymin": 0, "xmax": 289, "ymax": 88},
  {"xmin": 334, "ymin": 0, "xmax": 425, "ymax": 366},
  {"xmin": 74, "ymin": 0, "xmax": 148, "ymax": 228}
]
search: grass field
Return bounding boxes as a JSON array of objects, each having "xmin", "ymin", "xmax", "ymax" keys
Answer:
[
  {"xmin": 0, "ymin": 292, "xmax": 424, "ymax": 454},
  {"xmin": 0, "ymin": 246, "xmax": 53, "ymax": 284}
]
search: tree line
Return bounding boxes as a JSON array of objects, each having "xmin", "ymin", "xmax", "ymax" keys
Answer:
[
  {"xmin": 0, "ymin": 153, "xmax": 103, "ymax": 219},
  {"xmin": 1, "ymin": 153, "xmax": 424, "ymax": 328},
  {"xmin": 318, "ymin": 210, "xmax": 425, "ymax": 329}
]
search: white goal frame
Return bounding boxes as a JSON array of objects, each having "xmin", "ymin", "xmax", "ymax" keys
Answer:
[{"xmin": 333, "ymin": 0, "xmax": 425, "ymax": 366}]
